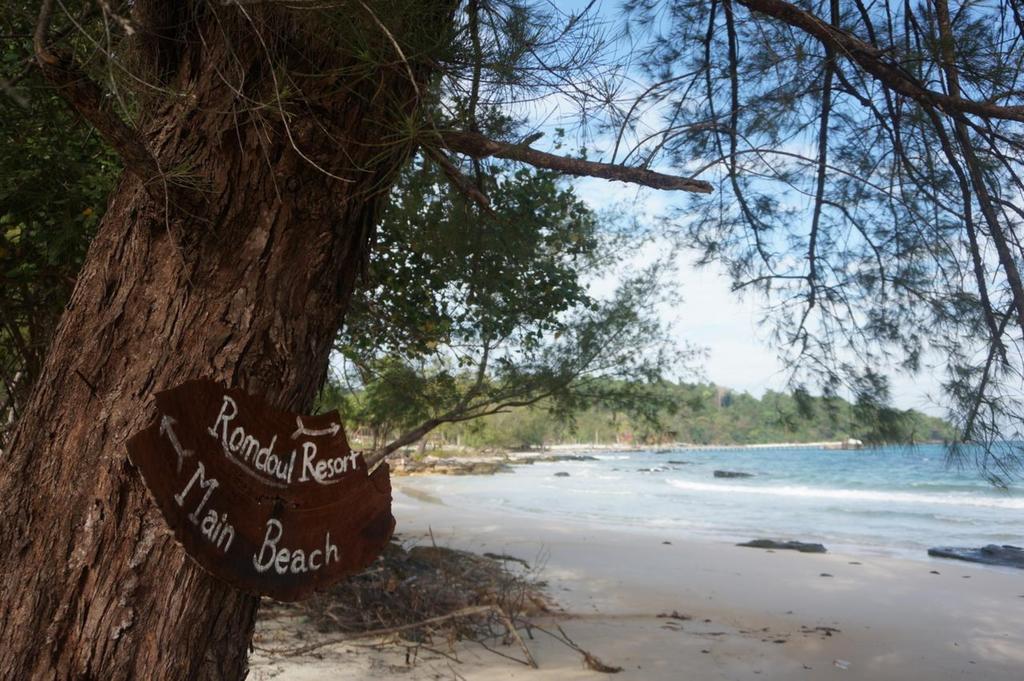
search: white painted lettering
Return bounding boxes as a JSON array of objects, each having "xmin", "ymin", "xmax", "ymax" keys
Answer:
[
  {"xmin": 251, "ymin": 520, "xmax": 340, "ymax": 575},
  {"xmin": 299, "ymin": 442, "xmax": 318, "ymax": 482},
  {"xmin": 174, "ymin": 461, "xmax": 219, "ymax": 524},
  {"xmin": 229, "ymin": 426, "xmax": 245, "ymax": 453},
  {"xmin": 253, "ymin": 519, "xmax": 283, "ymax": 573},
  {"xmin": 207, "ymin": 396, "xmax": 238, "ymax": 442},
  {"xmin": 290, "ymin": 550, "xmax": 307, "ymax": 573},
  {"xmin": 326, "ymin": 532, "xmax": 339, "ymax": 564},
  {"xmin": 217, "ymin": 517, "xmax": 235, "ymax": 552}
]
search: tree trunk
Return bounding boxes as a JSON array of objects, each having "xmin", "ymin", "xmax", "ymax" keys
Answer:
[{"xmin": 0, "ymin": 5, "xmax": 447, "ymax": 679}]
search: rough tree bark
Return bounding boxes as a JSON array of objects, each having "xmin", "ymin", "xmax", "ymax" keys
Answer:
[{"xmin": 0, "ymin": 4, "xmax": 448, "ymax": 679}]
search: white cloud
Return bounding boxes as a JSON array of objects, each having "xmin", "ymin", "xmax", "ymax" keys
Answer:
[{"xmin": 573, "ymin": 182, "xmax": 947, "ymax": 416}]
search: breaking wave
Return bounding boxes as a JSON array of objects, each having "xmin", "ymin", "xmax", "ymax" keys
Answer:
[{"xmin": 665, "ymin": 479, "xmax": 1024, "ymax": 510}]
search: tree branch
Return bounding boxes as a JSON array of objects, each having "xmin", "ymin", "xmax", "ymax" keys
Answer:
[
  {"xmin": 364, "ymin": 386, "xmax": 559, "ymax": 470},
  {"xmin": 433, "ymin": 130, "xmax": 713, "ymax": 193},
  {"xmin": 34, "ymin": 0, "xmax": 162, "ymax": 192},
  {"xmin": 797, "ymin": 0, "xmax": 838, "ymax": 340},
  {"xmin": 423, "ymin": 146, "xmax": 492, "ymax": 212},
  {"xmin": 737, "ymin": 0, "xmax": 1024, "ymax": 122},
  {"xmin": 931, "ymin": 0, "xmax": 1024, "ymax": 346},
  {"xmin": 365, "ymin": 417, "xmax": 443, "ymax": 468}
]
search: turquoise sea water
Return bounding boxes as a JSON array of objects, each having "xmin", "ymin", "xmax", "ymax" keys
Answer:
[{"xmin": 400, "ymin": 444, "xmax": 1024, "ymax": 561}]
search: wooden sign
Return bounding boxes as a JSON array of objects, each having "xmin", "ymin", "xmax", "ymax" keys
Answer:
[{"xmin": 126, "ymin": 379, "xmax": 394, "ymax": 601}]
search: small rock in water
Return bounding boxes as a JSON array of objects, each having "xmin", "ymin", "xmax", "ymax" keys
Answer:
[
  {"xmin": 714, "ymin": 470, "xmax": 754, "ymax": 478},
  {"xmin": 553, "ymin": 471, "xmax": 570, "ymax": 477},
  {"xmin": 737, "ymin": 539, "xmax": 827, "ymax": 553},
  {"xmin": 820, "ymin": 573, "xmax": 833, "ymax": 578},
  {"xmin": 927, "ymin": 545, "xmax": 1024, "ymax": 569},
  {"xmin": 548, "ymin": 454, "xmax": 599, "ymax": 462},
  {"xmin": 667, "ymin": 460, "xmax": 692, "ymax": 465}
]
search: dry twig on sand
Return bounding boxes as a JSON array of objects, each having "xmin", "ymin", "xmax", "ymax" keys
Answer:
[
  {"xmin": 257, "ymin": 539, "xmax": 547, "ymax": 667},
  {"xmin": 257, "ymin": 538, "xmax": 622, "ymax": 673},
  {"xmin": 534, "ymin": 624, "xmax": 624, "ymax": 674}
]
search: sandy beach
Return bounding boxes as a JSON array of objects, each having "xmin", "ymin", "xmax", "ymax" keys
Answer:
[{"xmin": 249, "ymin": 476, "xmax": 1023, "ymax": 680}]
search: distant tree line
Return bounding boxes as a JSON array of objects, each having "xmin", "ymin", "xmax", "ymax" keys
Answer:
[{"xmin": 327, "ymin": 380, "xmax": 953, "ymax": 451}]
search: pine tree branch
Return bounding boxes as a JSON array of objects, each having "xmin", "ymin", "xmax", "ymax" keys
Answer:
[
  {"xmin": 737, "ymin": 0, "xmax": 1024, "ymax": 122},
  {"xmin": 423, "ymin": 146, "xmax": 492, "ymax": 212},
  {"xmin": 34, "ymin": 0, "xmax": 162, "ymax": 192},
  {"xmin": 433, "ymin": 130, "xmax": 713, "ymax": 193}
]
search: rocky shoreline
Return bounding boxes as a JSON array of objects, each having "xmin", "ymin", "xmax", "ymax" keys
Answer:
[{"xmin": 389, "ymin": 451, "xmax": 600, "ymax": 476}]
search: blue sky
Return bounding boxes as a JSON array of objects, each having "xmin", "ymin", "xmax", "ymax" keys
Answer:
[
  {"xmin": 571, "ymin": 177, "xmax": 948, "ymax": 416},
  {"xmin": 521, "ymin": 1, "xmax": 950, "ymax": 416}
]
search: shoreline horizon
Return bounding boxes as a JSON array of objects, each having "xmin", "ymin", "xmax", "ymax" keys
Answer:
[
  {"xmin": 387, "ymin": 443, "xmax": 1023, "ymax": 571},
  {"xmin": 394, "ymin": 478, "xmax": 1023, "ymax": 572}
]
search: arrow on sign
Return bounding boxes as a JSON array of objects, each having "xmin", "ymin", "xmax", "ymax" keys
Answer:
[
  {"xmin": 291, "ymin": 416, "xmax": 341, "ymax": 440},
  {"xmin": 160, "ymin": 415, "xmax": 194, "ymax": 473}
]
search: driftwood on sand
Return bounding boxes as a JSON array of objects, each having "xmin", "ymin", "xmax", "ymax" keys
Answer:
[{"xmin": 255, "ymin": 539, "xmax": 623, "ymax": 673}]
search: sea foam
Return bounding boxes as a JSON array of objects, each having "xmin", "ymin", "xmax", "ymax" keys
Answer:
[{"xmin": 665, "ymin": 479, "xmax": 1024, "ymax": 510}]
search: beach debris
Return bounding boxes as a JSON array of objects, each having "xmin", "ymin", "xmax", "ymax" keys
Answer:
[
  {"xmin": 833, "ymin": 659, "xmax": 851, "ymax": 670},
  {"xmin": 800, "ymin": 625, "xmax": 840, "ymax": 639},
  {"xmin": 256, "ymin": 539, "xmax": 548, "ymax": 667},
  {"xmin": 657, "ymin": 611, "xmax": 692, "ymax": 621},
  {"xmin": 737, "ymin": 539, "xmax": 827, "ymax": 553},
  {"xmin": 536, "ymin": 625, "xmax": 623, "ymax": 673},
  {"xmin": 483, "ymin": 552, "xmax": 531, "ymax": 569},
  {"xmin": 553, "ymin": 471, "xmax": 571, "ymax": 477},
  {"xmin": 927, "ymin": 545, "xmax": 1024, "ymax": 569},
  {"xmin": 713, "ymin": 470, "xmax": 754, "ymax": 478},
  {"xmin": 265, "ymin": 605, "xmax": 497, "ymax": 657}
]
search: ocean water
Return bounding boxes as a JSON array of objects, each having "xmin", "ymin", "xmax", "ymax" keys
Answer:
[{"xmin": 399, "ymin": 444, "xmax": 1024, "ymax": 561}]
